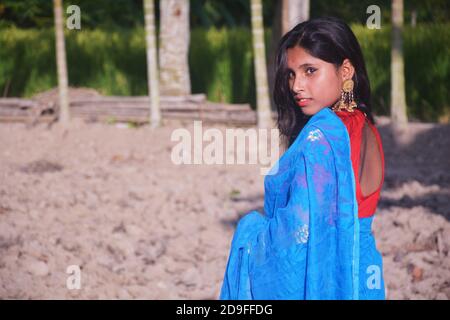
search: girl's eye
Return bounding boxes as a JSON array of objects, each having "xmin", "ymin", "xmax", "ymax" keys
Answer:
[
  {"xmin": 288, "ymin": 71, "xmax": 295, "ymax": 79},
  {"xmin": 306, "ymin": 67, "xmax": 316, "ymax": 75}
]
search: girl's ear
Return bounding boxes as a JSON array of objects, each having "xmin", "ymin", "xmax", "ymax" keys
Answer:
[{"xmin": 340, "ymin": 58, "xmax": 355, "ymax": 81}]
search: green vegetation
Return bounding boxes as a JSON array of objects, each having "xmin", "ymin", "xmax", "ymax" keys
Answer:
[{"xmin": 1, "ymin": 24, "xmax": 448, "ymax": 121}]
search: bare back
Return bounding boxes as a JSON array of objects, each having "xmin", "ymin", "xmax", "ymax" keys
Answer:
[{"xmin": 358, "ymin": 121, "xmax": 383, "ymax": 198}]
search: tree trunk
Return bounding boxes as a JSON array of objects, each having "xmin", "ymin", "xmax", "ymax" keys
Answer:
[
  {"xmin": 267, "ymin": 0, "xmax": 282, "ymax": 113},
  {"xmin": 391, "ymin": 0, "xmax": 408, "ymax": 132},
  {"xmin": 144, "ymin": 0, "xmax": 161, "ymax": 127},
  {"xmin": 53, "ymin": 0, "xmax": 69, "ymax": 124},
  {"xmin": 282, "ymin": 0, "xmax": 310, "ymax": 35},
  {"xmin": 251, "ymin": 0, "xmax": 272, "ymax": 128},
  {"xmin": 158, "ymin": 0, "xmax": 191, "ymax": 96}
]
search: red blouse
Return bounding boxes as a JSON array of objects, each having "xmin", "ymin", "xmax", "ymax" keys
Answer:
[{"xmin": 334, "ymin": 109, "xmax": 385, "ymax": 218}]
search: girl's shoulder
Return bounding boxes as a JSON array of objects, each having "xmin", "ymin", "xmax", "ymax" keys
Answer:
[
  {"xmin": 303, "ymin": 107, "xmax": 350, "ymax": 145},
  {"xmin": 334, "ymin": 108, "xmax": 367, "ymax": 129},
  {"xmin": 293, "ymin": 107, "xmax": 352, "ymax": 161}
]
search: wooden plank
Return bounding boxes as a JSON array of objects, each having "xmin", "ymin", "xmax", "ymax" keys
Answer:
[{"xmin": 0, "ymin": 95, "xmax": 264, "ymax": 126}]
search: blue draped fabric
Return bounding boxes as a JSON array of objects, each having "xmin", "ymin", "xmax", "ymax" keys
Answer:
[{"xmin": 219, "ymin": 107, "xmax": 385, "ymax": 300}]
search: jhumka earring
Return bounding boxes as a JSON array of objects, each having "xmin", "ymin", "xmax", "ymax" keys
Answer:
[{"xmin": 332, "ymin": 79, "xmax": 357, "ymax": 112}]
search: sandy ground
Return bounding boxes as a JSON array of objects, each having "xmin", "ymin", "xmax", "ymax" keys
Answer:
[{"xmin": 0, "ymin": 114, "xmax": 449, "ymax": 300}]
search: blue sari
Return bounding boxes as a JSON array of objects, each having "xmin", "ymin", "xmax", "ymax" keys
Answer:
[{"xmin": 219, "ymin": 107, "xmax": 385, "ymax": 300}]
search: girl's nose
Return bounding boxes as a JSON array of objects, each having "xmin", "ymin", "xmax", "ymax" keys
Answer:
[{"xmin": 292, "ymin": 77, "xmax": 304, "ymax": 94}]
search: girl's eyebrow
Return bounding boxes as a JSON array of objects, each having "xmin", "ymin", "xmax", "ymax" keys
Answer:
[
  {"xmin": 287, "ymin": 63, "xmax": 317, "ymax": 72},
  {"xmin": 297, "ymin": 63, "xmax": 316, "ymax": 69}
]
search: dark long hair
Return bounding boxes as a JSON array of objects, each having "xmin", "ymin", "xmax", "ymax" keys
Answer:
[{"xmin": 273, "ymin": 17, "xmax": 375, "ymax": 148}]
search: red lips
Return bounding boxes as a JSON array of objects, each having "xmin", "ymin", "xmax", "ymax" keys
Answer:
[{"xmin": 296, "ymin": 98, "xmax": 312, "ymax": 107}]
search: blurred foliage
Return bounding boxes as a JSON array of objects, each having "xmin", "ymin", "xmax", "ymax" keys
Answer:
[
  {"xmin": 0, "ymin": 25, "xmax": 448, "ymax": 122},
  {"xmin": 189, "ymin": 27, "xmax": 267, "ymax": 107},
  {"xmin": 353, "ymin": 23, "xmax": 450, "ymax": 122},
  {"xmin": 0, "ymin": 27, "xmax": 147, "ymax": 97},
  {"xmin": 0, "ymin": 0, "xmax": 144, "ymax": 28},
  {"xmin": 0, "ymin": 0, "xmax": 448, "ymax": 29},
  {"xmin": 0, "ymin": 0, "xmax": 275, "ymax": 28},
  {"xmin": 311, "ymin": 0, "xmax": 449, "ymax": 25},
  {"xmin": 0, "ymin": 0, "xmax": 448, "ymax": 121}
]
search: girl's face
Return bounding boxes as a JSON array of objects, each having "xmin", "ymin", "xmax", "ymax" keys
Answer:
[{"xmin": 286, "ymin": 45, "xmax": 354, "ymax": 116}]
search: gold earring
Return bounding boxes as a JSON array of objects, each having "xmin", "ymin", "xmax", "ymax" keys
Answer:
[{"xmin": 332, "ymin": 79, "xmax": 357, "ymax": 112}]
